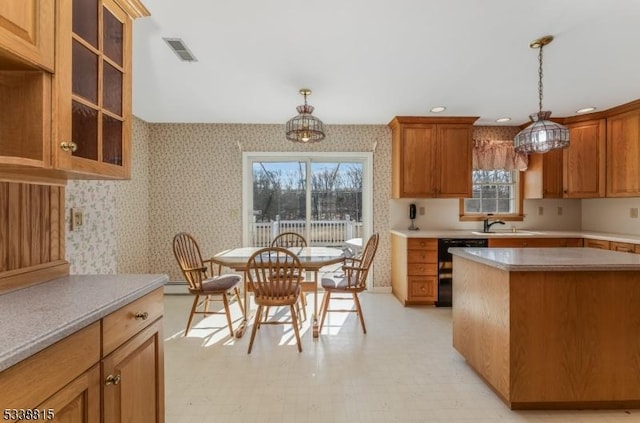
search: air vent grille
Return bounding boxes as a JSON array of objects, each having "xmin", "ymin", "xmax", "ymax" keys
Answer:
[{"xmin": 163, "ymin": 37, "xmax": 197, "ymax": 62}]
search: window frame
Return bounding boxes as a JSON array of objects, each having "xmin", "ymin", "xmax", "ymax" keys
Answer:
[{"xmin": 459, "ymin": 170, "xmax": 525, "ymax": 222}]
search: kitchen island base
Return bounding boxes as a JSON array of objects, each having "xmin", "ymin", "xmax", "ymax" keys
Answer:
[{"xmin": 452, "ymin": 253, "xmax": 640, "ymax": 410}]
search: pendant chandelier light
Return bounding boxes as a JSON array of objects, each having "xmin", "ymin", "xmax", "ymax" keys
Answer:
[
  {"xmin": 286, "ymin": 88, "xmax": 325, "ymax": 143},
  {"xmin": 514, "ymin": 36, "xmax": 569, "ymax": 153}
]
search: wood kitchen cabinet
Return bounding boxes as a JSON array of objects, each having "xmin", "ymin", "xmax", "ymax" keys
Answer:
[
  {"xmin": 523, "ymin": 149, "xmax": 563, "ymax": 199},
  {"xmin": 606, "ymin": 108, "xmax": 640, "ymax": 197},
  {"xmin": 54, "ymin": 0, "xmax": 148, "ymax": 179},
  {"xmin": 0, "ymin": 0, "xmax": 55, "ymax": 70},
  {"xmin": 0, "ymin": 288, "xmax": 164, "ymax": 423},
  {"xmin": 0, "ymin": 0, "xmax": 148, "ymax": 180},
  {"xmin": 563, "ymin": 119, "xmax": 606, "ymax": 198},
  {"xmin": 391, "ymin": 234, "xmax": 438, "ymax": 305},
  {"xmin": 389, "ymin": 116, "xmax": 478, "ymax": 198},
  {"xmin": 488, "ymin": 238, "xmax": 583, "ymax": 248}
]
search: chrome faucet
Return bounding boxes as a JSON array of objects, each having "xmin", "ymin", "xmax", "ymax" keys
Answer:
[{"xmin": 483, "ymin": 216, "xmax": 506, "ymax": 233}]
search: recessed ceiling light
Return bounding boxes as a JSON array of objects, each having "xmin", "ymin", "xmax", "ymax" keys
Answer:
[
  {"xmin": 576, "ymin": 107, "xmax": 596, "ymax": 114},
  {"xmin": 430, "ymin": 106, "xmax": 446, "ymax": 113},
  {"xmin": 495, "ymin": 117, "xmax": 512, "ymax": 123}
]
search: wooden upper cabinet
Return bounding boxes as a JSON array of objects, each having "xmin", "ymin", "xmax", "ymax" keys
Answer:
[
  {"xmin": 524, "ymin": 149, "xmax": 563, "ymax": 199},
  {"xmin": 390, "ymin": 116, "xmax": 477, "ymax": 198},
  {"xmin": 393, "ymin": 124, "xmax": 437, "ymax": 197},
  {"xmin": 0, "ymin": 0, "xmax": 54, "ymax": 70},
  {"xmin": 54, "ymin": 0, "xmax": 148, "ymax": 179},
  {"xmin": 606, "ymin": 108, "xmax": 640, "ymax": 197},
  {"xmin": 563, "ymin": 119, "xmax": 606, "ymax": 198},
  {"xmin": 437, "ymin": 125, "xmax": 474, "ymax": 197}
]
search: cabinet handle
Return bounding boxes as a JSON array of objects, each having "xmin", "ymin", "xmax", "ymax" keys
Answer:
[
  {"xmin": 60, "ymin": 141, "xmax": 78, "ymax": 152},
  {"xmin": 105, "ymin": 374, "xmax": 121, "ymax": 385},
  {"xmin": 134, "ymin": 311, "xmax": 149, "ymax": 320}
]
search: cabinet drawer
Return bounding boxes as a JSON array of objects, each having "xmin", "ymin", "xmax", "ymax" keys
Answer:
[
  {"xmin": 0, "ymin": 322, "xmax": 100, "ymax": 412},
  {"xmin": 407, "ymin": 249, "xmax": 437, "ymax": 263},
  {"xmin": 584, "ymin": 239, "xmax": 611, "ymax": 250},
  {"xmin": 610, "ymin": 241, "xmax": 637, "ymax": 253},
  {"xmin": 407, "ymin": 263, "xmax": 437, "ymax": 276},
  {"xmin": 102, "ymin": 288, "xmax": 164, "ymax": 356},
  {"xmin": 409, "ymin": 276, "xmax": 437, "ymax": 300},
  {"xmin": 407, "ymin": 238, "xmax": 437, "ymax": 249}
]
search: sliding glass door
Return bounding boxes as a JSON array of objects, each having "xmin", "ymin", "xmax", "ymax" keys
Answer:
[{"xmin": 242, "ymin": 153, "xmax": 372, "ymax": 249}]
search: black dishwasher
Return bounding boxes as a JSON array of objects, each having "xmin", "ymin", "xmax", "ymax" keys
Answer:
[{"xmin": 436, "ymin": 238, "xmax": 488, "ymax": 307}]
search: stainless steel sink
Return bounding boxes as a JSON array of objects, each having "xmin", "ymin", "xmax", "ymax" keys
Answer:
[{"xmin": 471, "ymin": 230, "xmax": 540, "ymax": 236}]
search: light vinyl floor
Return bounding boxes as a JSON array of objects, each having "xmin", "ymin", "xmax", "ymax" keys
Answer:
[{"xmin": 163, "ymin": 292, "xmax": 639, "ymax": 423}]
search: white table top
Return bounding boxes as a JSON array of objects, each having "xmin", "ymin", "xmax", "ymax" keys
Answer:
[{"xmin": 212, "ymin": 246, "xmax": 345, "ymax": 271}]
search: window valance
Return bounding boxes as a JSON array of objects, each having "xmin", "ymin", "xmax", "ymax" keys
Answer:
[{"xmin": 472, "ymin": 139, "xmax": 528, "ymax": 171}]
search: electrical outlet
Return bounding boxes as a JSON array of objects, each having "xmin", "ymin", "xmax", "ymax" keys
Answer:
[
  {"xmin": 557, "ymin": 206, "xmax": 563, "ymax": 216},
  {"xmin": 419, "ymin": 206, "xmax": 425, "ymax": 215},
  {"xmin": 537, "ymin": 206, "xmax": 544, "ymax": 216},
  {"xmin": 70, "ymin": 208, "xmax": 84, "ymax": 230},
  {"xmin": 631, "ymin": 208, "xmax": 639, "ymax": 219}
]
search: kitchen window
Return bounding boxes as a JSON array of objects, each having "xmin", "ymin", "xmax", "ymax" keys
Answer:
[{"xmin": 459, "ymin": 169, "xmax": 524, "ymax": 221}]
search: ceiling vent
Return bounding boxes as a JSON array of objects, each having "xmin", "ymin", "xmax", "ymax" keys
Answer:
[{"xmin": 163, "ymin": 38, "xmax": 197, "ymax": 62}]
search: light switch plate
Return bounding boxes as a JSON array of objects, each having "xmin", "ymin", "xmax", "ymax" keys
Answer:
[
  {"xmin": 631, "ymin": 208, "xmax": 639, "ymax": 219},
  {"xmin": 70, "ymin": 208, "xmax": 84, "ymax": 230}
]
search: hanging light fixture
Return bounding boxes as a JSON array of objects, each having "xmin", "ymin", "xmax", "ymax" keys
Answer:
[
  {"xmin": 514, "ymin": 35, "xmax": 569, "ymax": 153},
  {"xmin": 286, "ymin": 88, "xmax": 325, "ymax": 143}
]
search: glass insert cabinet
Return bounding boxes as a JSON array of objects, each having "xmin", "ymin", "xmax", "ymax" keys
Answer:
[{"xmin": 55, "ymin": 0, "xmax": 135, "ymax": 179}]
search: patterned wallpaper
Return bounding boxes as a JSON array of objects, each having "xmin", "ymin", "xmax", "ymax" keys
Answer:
[
  {"xmin": 148, "ymin": 123, "xmax": 392, "ymax": 287},
  {"xmin": 63, "ymin": 120, "xmax": 520, "ymax": 289},
  {"xmin": 65, "ymin": 118, "xmax": 150, "ymax": 274}
]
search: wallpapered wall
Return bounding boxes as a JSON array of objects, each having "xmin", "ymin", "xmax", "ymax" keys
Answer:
[
  {"xmin": 147, "ymin": 123, "xmax": 392, "ymax": 286},
  {"xmin": 66, "ymin": 118, "xmax": 151, "ymax": 274}
]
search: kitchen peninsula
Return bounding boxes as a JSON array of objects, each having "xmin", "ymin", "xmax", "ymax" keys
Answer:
[{"xmin": 450, "ymin": 247, "xmax": 640, "ymax": 409}]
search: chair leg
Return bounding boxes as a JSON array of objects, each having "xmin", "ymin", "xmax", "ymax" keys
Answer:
[
  {"xmin": 352, "ymin": 292, "xmax": 367, "ymax": 334},
  {"xmin": 184, "ymin": 294, "xmax": 200, "ymax": 336},
  {"xmin": 248, "ymin": 305, "xmax": 263, "ymax": 354},
  {"xmin": 299, "ymin": 293, "xmax": 307, "ymax": 322},
  {"xmin": 319, "ymin": 290, "xmax": 331, "ymax": 333},
  {"xmin": 204, "ymin": 295, "xmax": 210, "ymax": 315},
  {"xmin": 234, "ymin": 287, "xmax": 245, "ymax": 315},
  {"xmin": 222, "ymin": 292, "xmax": 234, "ymax": 337},
  {"xmin": 263, "ymin": 306, "xmax": 271, "ymax": 322},
  {"xmin": 290, "ymin": 305, "xmax": 302, "ymax": 352}
]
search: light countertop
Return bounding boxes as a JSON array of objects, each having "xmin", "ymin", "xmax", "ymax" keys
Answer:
[
  {"xmin": 449, "ymin": 247, "xmax": 640, "ymax": 272},
  {"xmin": 0, "ymin": 274, "xmax": 168, "ymax": 372},
  {"xmin": 390, "ymin": 229, "xmax": 640, "ymax": 243}
]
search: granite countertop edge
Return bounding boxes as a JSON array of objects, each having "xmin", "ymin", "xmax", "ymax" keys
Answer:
[{"xmin": 0, "ymin": 274, "xmax": 168, "ymax": 372}]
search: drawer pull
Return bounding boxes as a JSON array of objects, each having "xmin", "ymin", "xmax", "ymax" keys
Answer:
[
  {"xmin": 134, "ymin": 311, "xmax": 149, "ymax": 320},
  {"xmin": 105, "ymin": 374, "xmax": 121, "ymax": 385}
]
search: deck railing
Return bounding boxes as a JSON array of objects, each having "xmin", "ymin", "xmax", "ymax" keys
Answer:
[{"xmin": 251, "ymin": 217, "xmax": 363, "ymax": 247}]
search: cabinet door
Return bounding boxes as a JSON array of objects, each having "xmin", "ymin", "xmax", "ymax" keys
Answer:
[
  {"xmin": 0, "ymin": 0, "xmax": 54, "ymax": 70},
  {"xmin": 524, "ymin": 150, "xmax": 563, "ymax": 199},
  {"xmin": 409, "ymin": 276, "xmax": 437, "ymax": 301},
  {"xmin": 564, "ymin": 119, "xmax": 606, "ymax": 198},
  {"xmin": 437, "ymin": 125, "xmax": 472, "ymax": 198},
  {"xmin": 34, "ymin": 365, "xmax": 101, "ymax": 423},
  {"xmin": 55, "ymin": 0, "xmax": 133, "ymax": 179},
  {"xmin": 103, "ymin": 319, "xmax": 164, "ymax": 423},
  {"xmin": 399, "ymin": 125, "xmax": 438, "ymax": 197},
  {"xmin": 607, "ymin": 109, "xmax": 640, "ymax": 197}
]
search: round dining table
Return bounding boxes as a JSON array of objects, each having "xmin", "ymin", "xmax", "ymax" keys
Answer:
[{"xmin": 211, "ymin": 246, "xmax": 345, "ymax": 338}]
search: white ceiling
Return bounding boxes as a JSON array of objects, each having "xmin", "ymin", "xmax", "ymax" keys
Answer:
[{"xmin": 132, "ymin": 0, "xmax": 640, "ymax": 126}]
